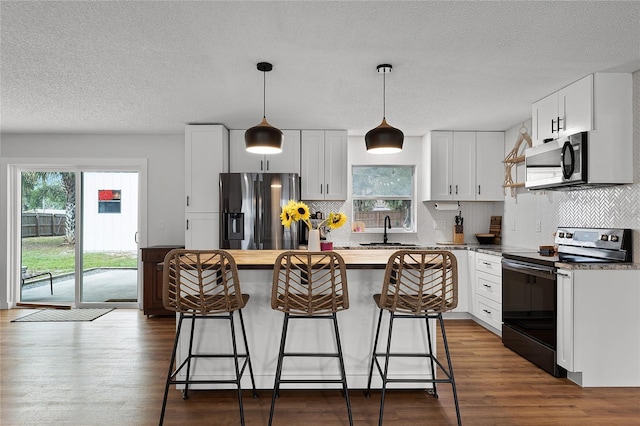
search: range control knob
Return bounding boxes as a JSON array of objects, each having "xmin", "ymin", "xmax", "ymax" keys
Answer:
[
  {"xmin": 610, "ymin": 235, "xmax": 619, "ymax": 242},
  {"xmin": 600, "ymin": 235, "xmax": 609, "ymax": 241},
  {"xmin": 565, "ymin": 233, "xmax": 573, "ymax": 238},
  {"xmin": 558, "ymin": 232, "xmax": 565, "ymax": 238}
]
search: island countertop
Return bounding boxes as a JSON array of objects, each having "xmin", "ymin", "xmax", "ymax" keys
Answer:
[{"xmin": 224, "ymin": 249, "xmax": 401, "ymax": 269}]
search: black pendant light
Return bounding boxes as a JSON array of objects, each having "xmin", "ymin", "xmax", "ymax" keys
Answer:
[
  {"xmin": 365, "ymin": 64, "xmax": 404, "ymax": 154},
  {"xmin": 245, "ymin": 62, "xmax": 283, "ymax": 154}
]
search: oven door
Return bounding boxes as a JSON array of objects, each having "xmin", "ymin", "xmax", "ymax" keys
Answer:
[{"xmin": 501, "ymin": 259, "xmax": 557, "ymax": 349}]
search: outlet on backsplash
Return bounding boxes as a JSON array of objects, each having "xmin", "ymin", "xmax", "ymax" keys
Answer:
[
  {"xmin": 536, "ymin": 220, "xmax": 541, "ymax": 233},
  {"xmin": 433, "ymin": 220, "xmax": 446, "ymax": 230}
]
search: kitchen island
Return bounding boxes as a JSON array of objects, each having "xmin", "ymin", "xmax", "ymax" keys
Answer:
[{"xmin": 173, "ymin": 249, "xmax": 456, "ymax": 390}]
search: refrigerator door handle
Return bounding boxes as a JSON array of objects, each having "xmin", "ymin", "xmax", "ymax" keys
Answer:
[{"xmin": 255, "ymin": 179, "xmax": 262, "ymax": 249}]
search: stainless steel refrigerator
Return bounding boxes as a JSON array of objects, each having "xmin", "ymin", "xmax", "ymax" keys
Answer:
[{"xmin": 219, "ymin": 173, "xmax": 300, "ymax": 250}]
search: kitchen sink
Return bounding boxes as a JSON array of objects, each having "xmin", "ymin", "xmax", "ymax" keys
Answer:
[{"xmin": 359, "ymin": 242, "xmax": 418, "ymax": 247}]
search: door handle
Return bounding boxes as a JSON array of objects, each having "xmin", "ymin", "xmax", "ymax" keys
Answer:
[{"xmin": 134, "ymin": 231, "xmax": 139, "ymax": 244}]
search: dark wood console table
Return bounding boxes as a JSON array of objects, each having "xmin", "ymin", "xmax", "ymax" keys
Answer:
[{"xmin": 141, "ymin": 245, "xmax": 183, "ymax": 316}]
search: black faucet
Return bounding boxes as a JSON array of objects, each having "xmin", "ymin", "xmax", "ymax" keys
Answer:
[{"xmin": 383, "ymin": 215, "xmax": 391, "ymax": 243}]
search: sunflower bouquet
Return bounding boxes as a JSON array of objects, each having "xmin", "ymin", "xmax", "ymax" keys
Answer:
[{"xmin": 280, "ymin": 200, "xmax": 347, "ymax": 230}]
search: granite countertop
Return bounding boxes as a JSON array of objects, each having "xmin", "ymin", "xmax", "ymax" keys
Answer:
[{"xmin": 333, "ymin": 243, "xmax": 640, "ymax": 270}]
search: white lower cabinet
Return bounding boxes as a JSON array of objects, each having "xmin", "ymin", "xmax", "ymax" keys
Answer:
[
  {"xmin": 474, "ymin": 296, "xmax": 501, "ymax": 331},
  {"xmin": 472, "ymin": 252, "xmax": 502, "ymax": 334},
  {"xmin": 556, "ymin": 268, "xmax": 640, "ymax": 387},
  {"xmin": 556, "ymin": 269, "xmax": 574, "ymax": 371}
]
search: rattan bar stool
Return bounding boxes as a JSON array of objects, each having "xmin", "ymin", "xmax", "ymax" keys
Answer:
[
  {"xmin": 365, "ymin": 250, "xmax": 461, "ymax": 426},
  {"xmin": 159, "ymin": 249, "xmax": 257, "ymax": 426},
  {"xmin": 269, "ymin": 251, "xmax": 353, "ymax": 426}
]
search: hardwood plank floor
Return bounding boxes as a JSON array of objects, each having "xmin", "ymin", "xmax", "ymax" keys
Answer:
[{"xmin": 1, "ymin": 309, "xmax": 638, "ymax": 425}]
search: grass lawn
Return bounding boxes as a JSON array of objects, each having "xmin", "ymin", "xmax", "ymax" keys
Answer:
[{"xmin": 22, "ymin": 236, "xmax": 137, "ymax": 276}]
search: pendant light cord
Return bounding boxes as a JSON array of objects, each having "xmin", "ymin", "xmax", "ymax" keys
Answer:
[
  {"xmin": 382, "ymin": 70, "xmax": 386, "ymax": 120},
  {"xmin": 263, "ymin": 70, "xmax": 266, "ymax": 119}
]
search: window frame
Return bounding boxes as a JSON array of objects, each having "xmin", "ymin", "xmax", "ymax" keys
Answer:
[{"xmin": 351, "ymin": 165, "xmax": 417, "ymax": 234}]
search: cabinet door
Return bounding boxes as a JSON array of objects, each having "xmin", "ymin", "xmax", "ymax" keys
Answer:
[
  {"xmin": 264, "ymin": 130, "xmax": 301, "ymax": 173},
  {"xmin": 559, "ymin": 74, "xmax": 593, "ymax": 138},
  {"xmin": 556, "ymin": 269, "xmax": 574, "ymax": 371},
  {"xmin": 185, "ymin": 125, "xmax": 228, "ymax": 212},
  {"xmin": 229, "ymin": 130, "xmax": 264, "ymax": 173},
  {"xmin": 323, "ymin": 130, "xmax": 348, "ymax": 200},
  {"xmin": 185, "ymin": 213, "xmax": 219, "ymax": 250},
  {"xmin": 452, "ymin": 132, "xmax": 476, "ymax": 201},
  {"xmin": 301, "ymin": 130, "xmax": 326, "ymax": 200},
  {"xmin": 475, "ymin": 132, "xmax": 505, "ymax": 201},
  {"xmin": 532, "ymin": 92, "xmax": 558, "ymax": 145},
  {"xmin": 428, "ymin": 131, "xmax": 454, "ymax": 200}
]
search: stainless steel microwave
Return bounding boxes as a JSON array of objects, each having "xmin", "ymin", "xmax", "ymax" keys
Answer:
[{"xmin": 525, "ymin": 132, "xmax": 587, "ymax": 190}]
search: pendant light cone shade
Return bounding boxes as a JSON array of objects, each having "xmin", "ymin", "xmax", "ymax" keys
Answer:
[
  {"xmin": 365, "ymin": 64, "xmax": 404, "ymax": 154},
  {"xmin": 245, "ymin": 62, "xmax": 283, "ymax": 154}
]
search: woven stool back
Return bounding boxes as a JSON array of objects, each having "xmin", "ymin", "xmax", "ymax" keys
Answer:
[
  {"xmin": 378, "ymin": 250, "xmax": 458, "ymax": 314},
  {"xmin": 163, "ymin": 249, "xmax": 245, "ymax": 315},
  {"xmin": 272, "ymin": 251, "xmax": 349, "ymax": 315}
]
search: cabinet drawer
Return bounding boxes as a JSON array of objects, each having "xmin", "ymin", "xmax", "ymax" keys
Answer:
[
  {"xmin": 475, "ymin": 253, "xmax": 502, "ymax": 277},
  {"xmin": 476, "ymin": 271, "xmax": 501, "ymax": 303},
  {"xmin": 475, "ymin": 295, "xmax": 502, "ymax": 332}
]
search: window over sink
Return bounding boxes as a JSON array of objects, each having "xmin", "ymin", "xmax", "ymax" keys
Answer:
[{"xmin": 351, "ymin": 165, "xmax": 415, "ymax": 233}]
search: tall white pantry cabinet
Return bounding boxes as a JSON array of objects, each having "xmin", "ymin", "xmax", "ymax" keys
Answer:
[{"xmin": 184, "ymin": 125, "xmax": 229, "ymax": 249}]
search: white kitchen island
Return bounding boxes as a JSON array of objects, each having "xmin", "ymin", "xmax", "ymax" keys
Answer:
[{"xmin": 173, "ymin": 249, "xmax": 459, "ymax": 390}]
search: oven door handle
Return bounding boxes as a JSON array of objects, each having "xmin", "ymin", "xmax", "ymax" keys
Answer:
[{"xmin": 501, "ymin": 259, "xmax": 556, "ymax": 277}]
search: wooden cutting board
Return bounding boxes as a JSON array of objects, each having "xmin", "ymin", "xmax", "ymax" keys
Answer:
[{"xmin": 490, "ymin": 216, "xmax": 502, "ymax": 244}]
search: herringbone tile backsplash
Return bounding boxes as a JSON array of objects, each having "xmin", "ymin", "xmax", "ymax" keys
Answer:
[{"xmin": 504, "ymin": 70, "xmax": 640, "ymax": 262}]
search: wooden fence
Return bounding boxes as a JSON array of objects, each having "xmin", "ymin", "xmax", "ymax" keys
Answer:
[
  {"xmin": 22, "ymin": 213, "xmax": 66, "ymax": 237},
  {"xmin": 353, "ymin": 211, "xmax": 407, "ymax": 229}
]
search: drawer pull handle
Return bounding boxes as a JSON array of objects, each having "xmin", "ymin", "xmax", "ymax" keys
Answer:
[
  {"xmin": 483, "ymin": 309, "xmax": 492, "ymax": 314},
  {"xmin": 483, "ymin": 283, "xmax": 492, "ymax": 288}
]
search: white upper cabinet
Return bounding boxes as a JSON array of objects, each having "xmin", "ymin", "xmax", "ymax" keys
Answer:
[
  {"xmin": 229, "ymin": 129, "xmax": 301, "ymax": 173},
  {"xmin": 475, "ymin": 132, "xmax": 505, "ymax": 201},
  {"xmin": 422, "ymin": 131, "xmax": 504, "ymax": 201},
  {"xmin": 301, "ymin": 130, "xmax": 348, "ymax": 200},
  {"xmin": 532, "ymin": 74, "xmax": 593, "ymax": 145},
  {"xmin": 422, "ymin": 131, "xmax": 475, "ymax": 201},
  {"xmin": 185, "ymin": 124, "xmax": 229, "ymax": 213}
]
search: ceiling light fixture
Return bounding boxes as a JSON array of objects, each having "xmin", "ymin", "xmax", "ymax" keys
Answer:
[
  {"xmin": 365, "ymin": 64, "xmax": 404, "ymax": 154},
  {"xmin": 245, "ymin": 62, "xmax": 283, "ymax": 154}
]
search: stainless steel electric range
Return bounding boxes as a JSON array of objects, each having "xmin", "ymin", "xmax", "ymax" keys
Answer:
[{"xmin": 500, "ymin": 227, "xmax": 632, "ymax": 377}]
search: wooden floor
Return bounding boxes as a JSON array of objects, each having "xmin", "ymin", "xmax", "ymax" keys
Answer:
[{"xmin": 1, "ymin": 309, "xmax": 639, "ymax": 426}]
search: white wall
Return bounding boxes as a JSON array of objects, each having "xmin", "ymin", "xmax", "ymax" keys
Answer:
[
  {"xmin": 503, "ymin": 70, "xmax": 640, "ymax": 262},
  {"xmin": 0, "ymin": 133, "xmax": 185, "ymax": 308}
]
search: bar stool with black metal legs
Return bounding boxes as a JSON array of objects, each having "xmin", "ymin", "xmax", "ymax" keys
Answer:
[
  {"xmin": 365, "ymin": 250, "xmax": 461, "ymax": 426},
  {"xmin": 269, "ymin": 251, "xmax": 353, "ymax": 426},
  {"xmin": 159, "ymin": 249, "xmax": 257, "ymax": 426}
]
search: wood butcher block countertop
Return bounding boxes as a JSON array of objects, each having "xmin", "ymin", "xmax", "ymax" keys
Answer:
[{"xmin": 225, "ymin": 249, "xmax": 399, "ymax": 269}]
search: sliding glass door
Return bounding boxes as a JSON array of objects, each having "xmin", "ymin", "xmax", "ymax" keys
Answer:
[{"xmin": 19, "ymin": 168, "xmax": 140, "ymax": 308}]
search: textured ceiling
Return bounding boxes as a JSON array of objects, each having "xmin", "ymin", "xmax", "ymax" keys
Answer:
[{"xmin": 1, "ymin": 1, "xmax": 639, "ymax": 137}]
